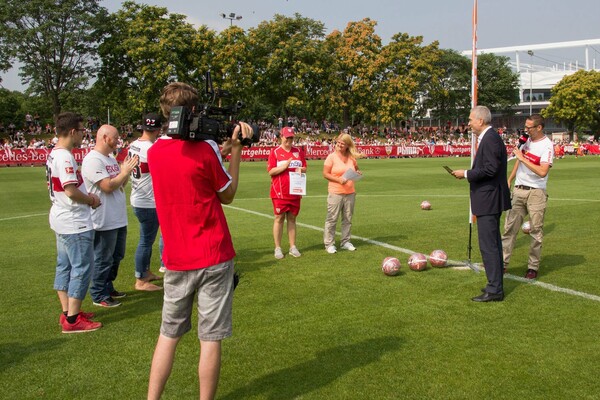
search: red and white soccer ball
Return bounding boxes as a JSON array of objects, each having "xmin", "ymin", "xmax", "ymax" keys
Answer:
[
  {"xmin": 429, "ymin": 250, "xmax": 448, "ymax": 267},
  {"xmin": 521, "ymin": 221, "xmax": 531, "ymax": 234},
  {"xmin": 408, "ymin": 253, "xmax": 428, "ymax": 271},
  {"xmin": 420, "ymin": 200, "xmax": 432, "ymax": 210},
  {"xmin": 382, "ymin": 257, "xmax": 401, "ymax": 276}
]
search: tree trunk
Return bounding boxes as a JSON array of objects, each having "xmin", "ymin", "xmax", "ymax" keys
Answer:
[{"xmin": 51, "ymin": 91, "xmax": 62, "ymax": 121}]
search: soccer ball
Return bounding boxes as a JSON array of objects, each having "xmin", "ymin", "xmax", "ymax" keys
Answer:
[
  {"xmin": 522, "ymin": 221, "xmax": 531, "ymax": 234},
  {"xmin": 429, "ymin": 250, "xmax": 448, "ymax": 267},
  {"xmin": 408, "ymin": 253, "xmax": 428, "ymax": 271},
  {"xmin": 420, "ymin": 200, "xmax": 432, "ymax": 210},
  {"xmin": 382, "ymin": 257, "xmax": 401, "ymax": 276}
]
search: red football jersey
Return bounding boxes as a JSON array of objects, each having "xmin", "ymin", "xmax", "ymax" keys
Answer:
[
  {"xmin": 267, "ymin": 146, "xmax": 307, "ymax": 199},
  {"xmin": 148, "ymin": 138, "xmax": 235, "ymax": 271}
]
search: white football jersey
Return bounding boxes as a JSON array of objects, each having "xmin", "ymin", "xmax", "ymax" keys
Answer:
[
  {"xmin": 128, "ymin": 139, "xmax": 156, "ymax": 208},
  {"xmin": 82, "ymin": 150, "xmax": 127, "ymax": 231},
  {"xmin": 46, "ymin": 148, "xmax": 93, "ymax": 234}
]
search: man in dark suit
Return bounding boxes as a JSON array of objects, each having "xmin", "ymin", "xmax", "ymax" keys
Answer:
[{"xmin": 452, "ymin": 106, "xmax": 511, "ymax": 302}]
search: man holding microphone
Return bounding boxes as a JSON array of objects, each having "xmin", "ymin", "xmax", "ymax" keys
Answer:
[{"xmin": 501, "ymin": 114, "xmax": 554, "ymax": 280}]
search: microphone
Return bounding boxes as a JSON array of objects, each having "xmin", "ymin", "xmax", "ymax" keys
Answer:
[{"xmin": 517, "ymin": 132, "xmax": 529, "ymax": 149}]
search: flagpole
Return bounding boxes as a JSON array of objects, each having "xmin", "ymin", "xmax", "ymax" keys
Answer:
[{"xmin": 466, "ymin": 0, "xmax": 480, "ymax": 273}]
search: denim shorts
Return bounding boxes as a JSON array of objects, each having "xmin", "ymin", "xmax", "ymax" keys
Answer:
[
  {"xmin": 54, "ymin": 230, "xmax": 95, "ymax": 300},
  {"xmin": 160, "ymin": 259, "xmax": 234, "ymax": 341}
]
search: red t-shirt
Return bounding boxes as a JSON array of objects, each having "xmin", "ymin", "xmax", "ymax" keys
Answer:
[
  {"xmin": 267, "ymin": 146, "xmax": 307, "ymax": 199},
  {"xmin": 148, "ymin": 138, "xmax": 235, "ymax": 271}
]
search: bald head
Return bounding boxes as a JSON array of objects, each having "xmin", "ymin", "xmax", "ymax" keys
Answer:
[{"xmin": 95, "ymin": 124, "xmax": 120, "ymax": 155}]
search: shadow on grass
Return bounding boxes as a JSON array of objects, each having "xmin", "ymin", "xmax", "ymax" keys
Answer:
[
  {"xmin": 220, "ymin": 336, "xmax": 401, "ymax": 400},
  {"xmin": 235, "ymin": 249, "xmax": 279, "ymax": 273},
  {"xmin": 538, "ymin": 253, "xmax": 586, "ymax": 277},
  {"xmin": 91, "ymin": 290, "xmax": 163, "ymax": 324},
  {"xmin": 0, "ymin": 339, "xmax": 64, "ymax": 373}
]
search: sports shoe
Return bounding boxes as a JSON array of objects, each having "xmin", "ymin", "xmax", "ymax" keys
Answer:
[
  {"xmin": 59, "ymin": 311, "xmax": 95, "ymax": 326},
  {"xmin": 525, "ymin": 269, "xmax": 538, "ymax": 279},
  {"xmin": 159, "ymin": 266, "xmax": 167, "ymax": 273},
  {"xmin": 341, "ymin": 242, "xmax": 356, "ymax": 251},
  {"xmin": 289, "ymin": 246, "xmax": 301, "ymax": 258},
  {"xmin": 93, "ymin": 297, "xmax": 122, "ymax": 308},
  {"xmin": 326, "ymin": 245, "xmax": 337, "ymax": 254},
  {"xmin": 110, "ymin": 290, "xmax": 127, "ymax": 299},
  {"xmin": 61, "ymin": 314, "xmax": 102, "ymax": 334},
  {"xmin": 274, "ymin": 247, "xmax": 284, "ymax": 259}
]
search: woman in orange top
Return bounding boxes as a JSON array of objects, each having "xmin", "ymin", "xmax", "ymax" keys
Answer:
[{"xmin": 322, "ymin": 133, "xmax": 362, "ymax": 254}]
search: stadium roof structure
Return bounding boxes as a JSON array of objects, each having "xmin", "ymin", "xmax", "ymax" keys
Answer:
[{"xmin": 462, "ymin": 38, "xmax": 600, "ymax": 110}]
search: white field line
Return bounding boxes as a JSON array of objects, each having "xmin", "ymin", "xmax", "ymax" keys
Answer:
[
  {"xmin": 4, "ymin": 206, "xmax": 600, "ymax": 302},
  {"xmin": 0, "ymin": 212, "xmax": 47, "ymax": 222},
  {"xmin": 224, "ymin": 204, "xmax": 600, "ymax": 303}
]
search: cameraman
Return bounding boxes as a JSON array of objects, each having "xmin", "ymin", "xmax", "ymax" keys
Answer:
[{"xmin": 147, "ymin": 82, "xmax": 252, "ymax": 400}]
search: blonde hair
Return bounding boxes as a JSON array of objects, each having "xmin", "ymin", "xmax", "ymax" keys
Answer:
[
  {"xmin": 159, "ymin": 82, "xmax": 198, "ymax": 118},
  {"xmin": 337, "ymin": 133, "xmax": 363, "ymax": 159}
]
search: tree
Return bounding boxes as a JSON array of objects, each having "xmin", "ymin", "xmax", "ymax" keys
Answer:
[
  {"xmin": 247, "ymin": 14, "xmax": 327, "ymax": 121},
  {"xmin": 324, "ymin": 18, "xmax": 382, "ymax": 127},
  {"xmin": 0, "ymin": 88, "xmax": 23, "ymax": 125},
  {"xmin": 376, "ymin": 33, "xmax": 442, "ymax": 126},
  {"xmin": 96, "ymin": 1, "xmax": 213, "ymax": 123},
  {"xmin": 212, "ymin": 26, "xmax": 257, "ymax": 119},
  {"xmin": 0, "ymin": 0, "xmax": 108, "ymax": 117},
  {"xmin": 477, "ymin": 53, "xmax": 520, "ymax": 113},
  {"xmin": 425, "ymin": 49, "xmax": 471, "ymax": 122},
  {"xmin": 543, "ymin": 70, "xmax": 600, "ymax": 135}
]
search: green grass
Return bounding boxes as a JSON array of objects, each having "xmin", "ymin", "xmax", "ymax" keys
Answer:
[{"xmin": 1, "ymin": 156, "xmax": 599, "ymax": 399}]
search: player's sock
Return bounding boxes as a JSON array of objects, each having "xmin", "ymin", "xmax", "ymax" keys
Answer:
[{"xmin": 66, "ymin": 313, "xmax": 79, "ymax": 324}]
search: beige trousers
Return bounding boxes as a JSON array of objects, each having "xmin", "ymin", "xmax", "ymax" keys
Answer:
[
  {"xmin": 323, "ymin": 192, "xmax": 356, "ymax": 247},
  {"xmin": 501, "ymin": 187, "xmax": 548, "ymax": 271}
]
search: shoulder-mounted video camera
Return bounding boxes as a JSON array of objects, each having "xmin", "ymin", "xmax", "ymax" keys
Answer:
[{"xmin": 166, "ymin": 72, "xmax": 258, "ymax": 147}]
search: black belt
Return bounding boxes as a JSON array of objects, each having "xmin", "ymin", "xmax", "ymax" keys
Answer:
[{"xmin": 515, "ymin": 185, "xmax": 536, "ymax": 190}]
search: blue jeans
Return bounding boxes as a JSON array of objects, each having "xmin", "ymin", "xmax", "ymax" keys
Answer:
[
  {"xmin": 90, "ymin": 226, "xmax": 127, "ymax": 302},
  {"xmin": 133, "ymin": 207, "xmax": 160, "ymax": 279},
  {"xmin": 54, "ymin": 230, "xmax": 95, "ymax": 300},
  {"xmin": 159, "ymin": 234, "xmax": 165, "ymax": 268}
]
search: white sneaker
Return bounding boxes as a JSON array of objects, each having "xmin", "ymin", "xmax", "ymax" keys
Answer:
[
  {"xmin": 326, "ymin": 245, "xmax": 337, "ymax": 254},
  {"xmin": 341, "ymin": 242, "xmax": 356, "ymax": 251},
  {"xmin": 274, "ymin": 247, "xmax": 284, "ymax": 259},
  {"xmin": 158, "ymin": 266, "xmax": 166, "ymax": 273},
  {"xmin": 289, "ymin": 246, "xmax": 301, "ymax": 258}
]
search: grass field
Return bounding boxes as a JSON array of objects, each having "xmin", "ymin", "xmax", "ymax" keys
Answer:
[{"xmin": 1, "ymin": 155, "xmax": 599, "ymax": 399}]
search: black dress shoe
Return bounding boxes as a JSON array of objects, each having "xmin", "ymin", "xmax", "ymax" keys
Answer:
[{"xmin": 472, "ymin": 292, "xmax": 504, "ymax": 302}]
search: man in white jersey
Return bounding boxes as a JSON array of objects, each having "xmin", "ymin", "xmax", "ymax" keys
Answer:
[
  {"xmin": 501, "ymin": 114, "xmax": 554, "ymax": 280},
  {"xmin": 46, "ymin": 112, "xmax": 102, "ymax": 333},
  {"xmin": 82, "ymin": 125, "xmax": 138, "ymax": 307},
  {"xmin": 129, "ymin": 113, "xmax": 163, "ymax": 291}
]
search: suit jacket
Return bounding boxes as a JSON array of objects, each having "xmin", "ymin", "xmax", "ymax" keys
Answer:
[{"xmin": 467, "ymin": 127, "xmax": 511, "ymax": 216}]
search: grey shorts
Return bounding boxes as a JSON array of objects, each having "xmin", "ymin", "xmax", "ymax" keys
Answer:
[{"xmin": 160, "ymin": 259, "xmax": 234, "ymax": 341}]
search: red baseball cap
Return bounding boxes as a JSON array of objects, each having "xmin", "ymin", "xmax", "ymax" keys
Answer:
[{"xmin": 281, "ymin": 127, "xmax": 295, "ymax": 138}]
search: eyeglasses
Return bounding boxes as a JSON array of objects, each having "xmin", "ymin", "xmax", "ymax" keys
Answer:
[{"xmin": 524, "ymin": 125, "xmax": 537, "ymax": 130}]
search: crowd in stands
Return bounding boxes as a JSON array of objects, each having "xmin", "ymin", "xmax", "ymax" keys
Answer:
[{"xmin": 1, "ymin": 114, "xmax": 598, "ymax": 155}]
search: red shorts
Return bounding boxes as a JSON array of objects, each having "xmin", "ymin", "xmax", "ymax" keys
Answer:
[{"xmin": 272, "ymin": 198, "xmax": 301, "ymax": 216}]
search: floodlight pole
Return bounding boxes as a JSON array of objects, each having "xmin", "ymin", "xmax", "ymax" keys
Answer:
[
  {"xmin": 528, "ymin": 50, "xmax": 534, "ymax": 115},
  {"xmin": 220, "ymin": 12, "xmax": 243, "ymax": 26}
]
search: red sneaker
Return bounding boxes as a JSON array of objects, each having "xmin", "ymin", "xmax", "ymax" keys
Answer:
[
  {"xmin": 61, "ymin": 314, "xmax": 102, "ymax": 334},
  {"xmin": 59, "ymin": 311, "xmax": 96, "ymax": 326}
]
